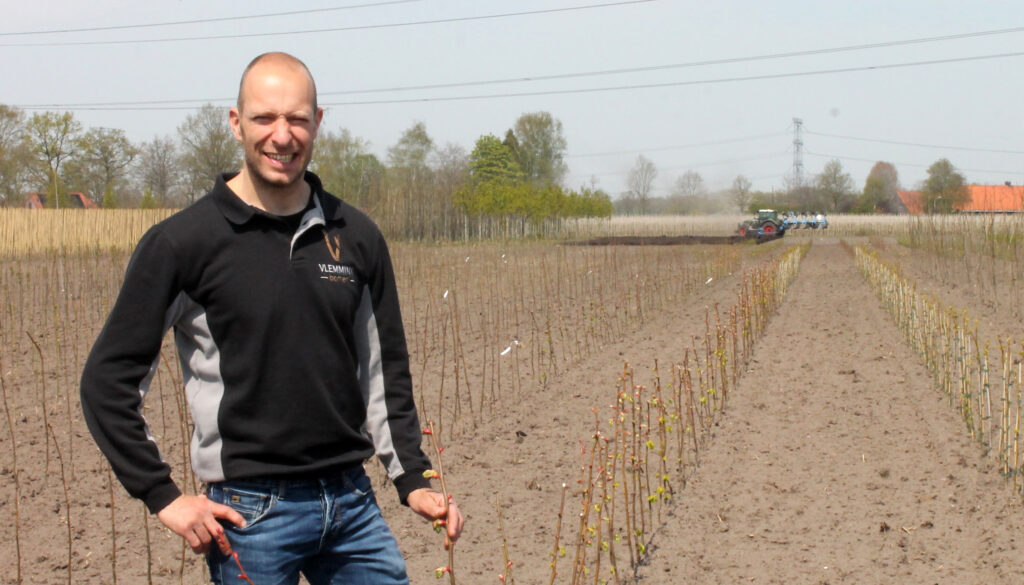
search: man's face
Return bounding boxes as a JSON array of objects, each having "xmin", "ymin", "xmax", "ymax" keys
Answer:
[{"xmin": 230, "ymin": 63, "xmax": 322, "ymax": 191}]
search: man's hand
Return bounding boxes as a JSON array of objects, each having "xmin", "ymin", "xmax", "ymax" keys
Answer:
[
  {"xmin": 407, "ymin": 488, "xmax": 464, "ymax": 549},
  {"xmin": 156, "ymin": 494, "xmax": 247, "ymax": 555}
]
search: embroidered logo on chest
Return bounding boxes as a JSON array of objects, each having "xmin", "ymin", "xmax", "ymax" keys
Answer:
[
  {"xmin": 319, "ymin": 233, "xmax": 356, "ymax": 284},
  {"xmin": 324, "ymin": 233, "xmax": 342, "ymax": 262}
]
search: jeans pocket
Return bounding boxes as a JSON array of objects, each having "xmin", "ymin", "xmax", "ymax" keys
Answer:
[
  {"xmin": 342, "ymin": 468, "xmax": 373, "ymax": 498},
  {"xmin": 209, "ymin": 484, "xmax": 275, "ymax": 531}
]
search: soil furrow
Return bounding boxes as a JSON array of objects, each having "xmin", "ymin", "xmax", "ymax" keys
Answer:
[{"xmin": 636, "ymin": 241, "xmax": 1024, "ymax": 584}]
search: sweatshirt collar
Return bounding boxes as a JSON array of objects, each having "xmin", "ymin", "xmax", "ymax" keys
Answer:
[{"xmin": 212, "ymin": 171, "xmax": 344, "ymax": 225}]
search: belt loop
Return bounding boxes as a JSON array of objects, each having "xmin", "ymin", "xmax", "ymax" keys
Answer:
[{"xmin": 277, "ymin": 480, "xmax": 288, "ymax": 500}]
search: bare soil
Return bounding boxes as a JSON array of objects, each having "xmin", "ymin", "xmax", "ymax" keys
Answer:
[
  {"xmin": 4, "ymin": 239, "xmax": 1024, "ymax": 584},
  {"xmin": 390, "ymin": 240, "xmax": 1024, "ymax": 584}
]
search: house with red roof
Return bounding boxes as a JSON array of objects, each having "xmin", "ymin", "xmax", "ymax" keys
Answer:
[
  {"xmin": 24, "ymin": 192, "xmax": 99, "ymax": 209},
  {"xmin": 896, "ymin": 184, "xmax": 1024, "ymax": 214}
]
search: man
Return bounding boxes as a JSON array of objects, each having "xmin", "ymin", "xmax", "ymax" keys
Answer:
[{"xmin": 81, "ymin": 52, "xmax": 463, "ymax": 584}]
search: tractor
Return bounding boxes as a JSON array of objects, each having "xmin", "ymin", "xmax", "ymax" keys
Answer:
[{"xmin": 736, "ymin": 209, "xmax": 786, "ymax": 238}]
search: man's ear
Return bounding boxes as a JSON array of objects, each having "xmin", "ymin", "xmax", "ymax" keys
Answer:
[{"xmin": 228, "ymin": 107, "xmax": 243, "ymax": 142}]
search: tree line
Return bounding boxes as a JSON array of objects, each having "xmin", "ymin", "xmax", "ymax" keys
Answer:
[
  {"xmin": 617, "ymin": 154, "xmax": 971, "ymax": 216},
  {"xmin": 0, "ymin": 104, "xmax": 611, "ymax": 239}
]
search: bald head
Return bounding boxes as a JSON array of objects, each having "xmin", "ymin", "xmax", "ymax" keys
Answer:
[{"xmin": 237, "ymin": 52, "xmax": 318, "ymax": 113}]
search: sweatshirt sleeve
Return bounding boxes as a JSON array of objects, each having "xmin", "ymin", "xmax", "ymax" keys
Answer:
[
  {"xmin": 81, "ymin": 228, "xmax": 184, "ymax": 514},
  {"xmin": 354, "ymin": 231, "xmax": 432, "ymax": 505}
]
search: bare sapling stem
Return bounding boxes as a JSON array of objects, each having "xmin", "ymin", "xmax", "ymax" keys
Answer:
[
  {"xmin": 1, "ymin": 354, "xmax": 23, "ymax": 584},
  {"xmin": 45, "ymin": 420, "xmax": 72, "ymax": 585},
  {"xmin": 548, "ymin": 482, "xmax": 568, "ymax": 585},
  {"xmin": 26, "ymin": 331, "xmax": 51, "ymax": 473},
  {"xmin": 143, "ymin": 502, "xmax": 153, "ymax": 585},
  {"xmin": 495, "ymin": 494, "xmax": 514, "ymax": 584},
  {"xmin": 423, "ymin": 421, "xmax": 456, "ymax": 584}
]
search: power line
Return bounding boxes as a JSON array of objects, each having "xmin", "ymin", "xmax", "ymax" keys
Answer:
[
  {"xmin": 0, "ymin": 0, "xmax": 423, "ymax": 36},
  {"xmin": 15, "ymin": 24, "xmax": 1024, "ymax": 108},
  {"xmin": 568, "ymin": 151, "xmax": 790, "ymax": 178},
  {"xmin": 23, "ymin": 49, "xmax": 1019, "ymax": 111},
  {"xmin": 805, "ymin": 150, "xmax": 1024, "ymax": 177},
  {"xmin": 0, "ymin": 0, "xmax": 659, "ymax": 47},
  {"xmin": 567, "ymin": 132, "xmax": 788, "ymax": 158},
  {"xmin": 805, "ymin": 130, "xmax": 1024, "ymax": 155},
  {"xmin": 314, "ymin": 51, "xmax": 1024, "ymax": 107}
]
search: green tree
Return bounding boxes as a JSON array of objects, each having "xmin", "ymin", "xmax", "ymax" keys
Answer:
[
  {"xmin": 312, "ymin": 128, "xmax": 384, "ymax": 210},
  {"xmin": 178, "ymin": 104, "xmax": 240, "ymax": 203},
  {"xmin": 854, "ymin": 175, "xmax": 887, "ymax": 213},
  {"xmin": 454, "ymin": 180, "xmax": 518, "ymax": 217},
  {"xmin": 65, "ymin": 127, "xmax": 138, "ymax": 206},
  {"xmin": 102, "ymin": 185, "xmax": 118, "ymax": 208},
  {"xmin": 854, "ymin": 161, "xmax": 900, "ymax": 213},
  {"xmin": 387, "ymin": 121, "xmax": 433, "ymax": 171},
  {"xmin": 137, "ymin": 187, "xmax": 156, "ymax": 209},
  {"xmin": 502, "ymin": 129, "xmax": 520, "ymax": 168},
  {"xmin": 468, "ymin": 134, "xmax": 521, "ymax": 184},
  {"xmin": 816, "ymin": 159, "xmax": 855, "ymax": 212},
  {"xmin": 26, "ymin": 111, "xmax": 82, "ymax": 208},
  {"xmin": 922, "ymin": 158, "xmax": 968, "ymax": 213},
  {"xmin": 385, "ymin": 121, "xmax": 438, "ymax": 239},
  {"xmin": 511, "ymin": 111, "xmax": 567, "ymax": 187},
  {"xmin": 0, "ymin": 105, "xmax": 32, "ymax": 207},
  {"xmin": 567, "ymin": 186, "xmax": 613, "ymax": 218}
]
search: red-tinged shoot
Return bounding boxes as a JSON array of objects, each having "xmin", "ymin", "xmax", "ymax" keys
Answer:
[
  {"xmin": 435, "ymin": 566, "xmax": 452, "ymax": 578},
  {"xmin": 423, "ymin": 469, "xmax": 441, "ymax": 479},
  {"xmin": 215, "ymin": 531, "xmax": 256, "ymax": 585}
]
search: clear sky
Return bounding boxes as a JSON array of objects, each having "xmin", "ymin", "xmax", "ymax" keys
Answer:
[{"xmin": 3, "ymin": 0, "xmax": 1022, "ymax": 200}]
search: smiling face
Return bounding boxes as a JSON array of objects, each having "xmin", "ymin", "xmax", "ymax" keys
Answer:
[{"xmin": 229, "ymin": 55, "xmax": 323, "ymax": 194}]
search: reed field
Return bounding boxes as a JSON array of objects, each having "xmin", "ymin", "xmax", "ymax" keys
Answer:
[{"xmin": 3, "ymin": 209, "xmax": 1024, "ymax": 584}]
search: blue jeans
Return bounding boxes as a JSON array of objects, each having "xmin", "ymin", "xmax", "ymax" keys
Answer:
[{"xmin": 205, "ymin": 466, "xmax": 408, "ymax": 585}]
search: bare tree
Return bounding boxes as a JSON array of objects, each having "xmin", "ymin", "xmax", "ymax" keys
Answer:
[
  {"xmin": 626, "ymin": 155, "xmax": 657, "ymax": 214},
  {"xmin": 674, "ymin": 170, "xmax": 706, "ymax": 198},
  {"xmin": 177, "ymin": 104, "xmax": 240, "ymax": 203},
  {"xmin": 136, "ymin": 135, "xmax": 182, "ymax": 207},
  {"xmin": 730, "ymin": 174, "xmax": 752, "ymax": 213},
  {"xmin": 431, "ymin": 142, "xmax": 468, "ymax": 195}
]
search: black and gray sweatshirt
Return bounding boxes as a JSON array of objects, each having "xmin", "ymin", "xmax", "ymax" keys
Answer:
[{"xmin": 81, "ymin": 172, "xmax": 431, "ymax": 513}]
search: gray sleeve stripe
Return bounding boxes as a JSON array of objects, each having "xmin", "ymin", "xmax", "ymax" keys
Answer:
[
  {"xmin": 135, "ymin": 291, "xmax": 195, "ymax": 457},
  {"xmin": 355, "ymin": 284, "xmax": 403, "ymax": 479},
  {"xmin": 171, "ymin": 294, "xmax": 226, "ymax": 482}
]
